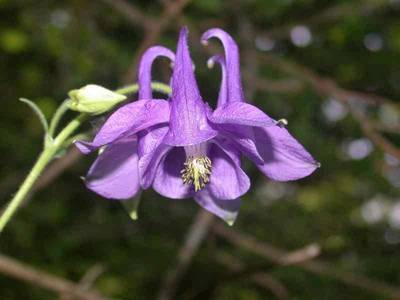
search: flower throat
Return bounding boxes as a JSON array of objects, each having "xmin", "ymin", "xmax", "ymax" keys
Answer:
[{"xmin": 180, "ymin": 144, "xmax": 212, "ymax": 192}]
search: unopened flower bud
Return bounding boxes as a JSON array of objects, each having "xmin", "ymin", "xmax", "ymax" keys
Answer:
[{"xmin": 68, "ymin": 84, "xmax": 126, "ymax": 115}]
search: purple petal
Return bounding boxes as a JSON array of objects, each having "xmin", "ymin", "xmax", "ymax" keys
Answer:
[
  {"xmin": 207, "ymin": 55, "xmax": 227, "ymax": 107},
  {"xmin": 207, "ymin": 143, "xmax": 250, "ymax": 200},
  {"xmin": 153, "ymin": 147, "xmax": 192, "ymax": 199},
  {"xmin": 209, "ymin": 101, "xmax": 276, "ymax": 128},
  {"xmin": 138, "ymin": 125, "xmax": 170, "ymax": 189},
  {"xmin": 254, "ymin": 125, "xmax": 319, "ymax": 181},
  {"xmin": 195, "ymin": 189, "xmax": 241, "ymax": 225},
  {"xmin": 164, "ymin": 27, "xmax": 217, "ymax": 146},
  {"xmin": 75, "ymin": 99, "xmax": 170, "ymax": 154},
  {"xmin": 85, "ymin": 135, "xmax": 140, "ymax": 199},
  {"xmin": 202, "ymin": 28, "xmax": 244, "ymax": 102},
  {"xmin": 138, "ymin": 46, "xmax": 175, "ymax": 99},
  {"xmin": 216, "ymin": 124, "xmax": 264, "ymax": 164}
]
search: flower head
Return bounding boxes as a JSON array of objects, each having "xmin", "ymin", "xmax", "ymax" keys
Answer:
[{"xmin": 76, "ymin": 27, "xmax": 319, "ymax": 225}]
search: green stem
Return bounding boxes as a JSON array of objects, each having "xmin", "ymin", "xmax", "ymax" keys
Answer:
[
  {"xmin": 48, "ymin": 99, "xmax": 70, "ymax": 140},
  {"xmin": 0, "ymin": 81, "xmax": 171, "ymax": 234},
  {"xmin": 150, "ymin": 82, "xmax": 172, "ymax": 95},
  {"xmin": 116, "ymin": 82, "xmax": 171, "ymax": 96},
  {"xmin": 0, "ymin": 113, "xmax": 88, "ymax": 234},
  {"xmin": 0, "ymin": 151, "xmax": 52, "ymax": 233},
  {"xmin": 53, "ymin": 114, "xmax": 88, "ymax": 148},
  {"xmin": 115, "ymin": 83, "xmax": 139, "ymax": 95}
]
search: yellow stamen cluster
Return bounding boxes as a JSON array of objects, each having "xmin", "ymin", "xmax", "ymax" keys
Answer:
[{"xmin": 181, "ymin": 156, "xmax": 212, "ymax": 192}]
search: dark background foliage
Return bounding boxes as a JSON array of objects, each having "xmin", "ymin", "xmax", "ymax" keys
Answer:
[{"xmin": 1, "ymin": 0, "xmax": 400, "ymax": 299}]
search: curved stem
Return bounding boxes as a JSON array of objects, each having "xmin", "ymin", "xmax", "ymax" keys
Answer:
[
  {"xmin": 115, "ymin": 83, "xmax": 139, "ymax": 95},
  {"xmin": 116, "ymin": 82, "xmax": 171, "ymax": 96},
  {"xmin": 150, "ymin": 82, "xmax": 172, "ymax": 95},
  {"xmin": 0, "ymin": 150, "xmax": 53, "ymax": 233},
  {"xmin": 0, "ymin": 81, "xmax": 171, "ymax": 235},
  {"xmin": 0, "ymin": 113, "xmax": 88, "ymax": 234},
  {"xmin": 53, "ymin": 114, "xmax": 88, "ymax": 148},
  {"xmin": 48, "ymin": 99, "xmax": 70, "ymax": 140}
]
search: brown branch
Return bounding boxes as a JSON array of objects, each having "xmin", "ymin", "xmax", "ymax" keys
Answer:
[
  {"xmin": 260, "ymin": 54, "xmax": 396, "ymax": 105},
  {"xmin": 262, "ymin": 0, "xmax": 391, "ymax": 40},
  {"xmin": 183, "ymin": 23, "xmax": 305, "ymax": 97},
  {"xmin": 237, "ymin": 13, "xmax": 258, "ymax": 101},
  {"xmin": 279, "ymin": 243, "xmax": 321, "ymax": 265},
  {"xmin": 243, "ymin": 70, "xmax": 305, "ymax": 94},
  {"xmin": 190, "ymin": 243, "xmax": 319, "ymax": 299},
  {"xmin": 98, "ymin": 0, "xmax": 155, "ymax": 29},
  {"xmin": 157, "ymin": 210, "xmax": 215, "ymax": 300},
  {"xmin": 0, "ymin": 172, "xmax": 25, "ymax": 200},
  {"xmin": 122, "ymin": 0, "xmax": 193, "ymax": 84},
  {"xmin": 213, "ymin": 224, "xmax": 400, "ymax": 300},
  {"xmin": 34, "ymin": 147, "xmax": 82, "ymax": 191},
  {"xmin": 60, "ymin": 264, "xmax": 105, "ymax": 300},
  {"xmin": 350, "ymin": 108, "xmax": 400, "ymax": 160},
  {"xmin": 214, "ymin": 251, "xmax": 290, "ymax": 299},
  {"xmin": 0, "ymin": 148, "xmax": 82, "ymax": 215},
  {"xmin": 259, "ymin": 54, "xmax": 400, "ymax": 159},
  {"xmin": 0, "ymin": 253, "xmax": 107, "ymax": 300}
]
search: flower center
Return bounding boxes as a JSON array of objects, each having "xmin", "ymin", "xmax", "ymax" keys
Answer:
[{"xmin": 180, "ymin": 144, "xmax": 212, "ymax": 192}]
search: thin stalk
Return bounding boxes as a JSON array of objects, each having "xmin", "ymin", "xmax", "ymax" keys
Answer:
[
  {"xmin": 115, "ymin": 83, "xmax": 139, "ymax": 95},
  {"xmin": 0, "ymin": 81, "xmax": 171, "ymax": 234},
  {"xmin": 0, "ymin": 150, "xmax": 53, "ymax": 233},
  {"xmin": 0, "ymin": 114, "xmax": 88, "ymax": 234},
  {"xmin": 48, "ymin": 99, "xmax": 70, "ymax": 140},
  {"xmin": 116, "ymin": 82, "xmax": 171, "ymax": 95}
]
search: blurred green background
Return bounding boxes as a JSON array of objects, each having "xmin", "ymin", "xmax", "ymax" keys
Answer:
[{"xmin": 1, "ymin": 0, "xmax": 400, "ymax": 299}]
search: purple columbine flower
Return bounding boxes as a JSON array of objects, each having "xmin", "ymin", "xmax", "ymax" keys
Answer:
[{"xmin": 76, "ymin": 27, "xmax": 319, "ymax": 225}]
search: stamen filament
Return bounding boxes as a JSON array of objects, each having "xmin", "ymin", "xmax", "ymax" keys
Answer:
[{"xmin": 181, "ymin": 156, "xmax": 212, "ymax": 191}]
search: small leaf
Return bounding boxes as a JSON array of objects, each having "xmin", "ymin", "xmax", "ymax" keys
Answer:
[
  {"xmin": 19, "ymin": 98, "xmax": 49, "ymax": 133},
  {"xmin": 121, "ymin": 194, "xmax": 141, "ymax": 221}
]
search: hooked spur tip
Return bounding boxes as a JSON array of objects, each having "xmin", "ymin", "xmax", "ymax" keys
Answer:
[
  {"xmin": 226, "ymin": 218, "xmax": 236, "ymax": 226},
  {"xmin": 277, "ymin": 118, "xmax": 288, "ymax": 127},
  {"xmin": 207, "ymin": 58, "xmax": 215, "ymax": 69},
  {"xmin": 201, "ymin": 39, "xmax": 209, "ymax": 46}
]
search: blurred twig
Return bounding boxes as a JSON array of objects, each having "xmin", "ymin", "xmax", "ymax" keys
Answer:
[
  {"xmin": 99, "ymin": 0, "xmax": 155, "ymax": 29},
  {"xmin": 34, "ymin": 148, "xmax": 82, "ymax": 191},
  {"xmin": 0, "ymin": 254, "xmax": 106, "ymax": 300},
  {"xmin": 262, "ymin": 0, "xmax": 391, "ymax": 40},
  {"xmin": 191, "ymin": 24, "xmax": 400, "ymax": 160},
  {"xmin": 237, "ymin": 13, "xmax": 258, "ymax": 101},
  {"xmin": 77, "ymin": 264, "xmax": 105, "ymax": 292},
  {"xmin": 260, "ymin": 54, "xmax": 396, "ymax": 106},
  {"xmin": 0, "ymin": 148, "xmax": 82, "ymax": 214},
  {"xmin": 243, "ymin": 71, "xmax": 305, "ymax": 94},
  {"xmin": 237, "ymin": 10, "xmax": 306, "ymax": 95},
  {"xmin": 189, "ymin": 243, "xmax": 319, "ymax": 300},
  {"xmin": 214, "ymin": 251, "xmax": 290, "ymax": 300},
  {"xmin": 157, "ymin": 210, "xmax": 215, "ymax": 300},
  {"xmin": 259, "ymin": 54, "xmax": 400, "ymax": 159},
  {"xmin": 122, "ymin": 0, "xmax": 193, "ymax": 84},
  {"xmin": 0, "ymin": 172, "xmax": 25, "ymax": 200},
  {"xmin": 61, "ymin": 264, "xmax": 105, "ymax": 300},
  {"xmin": 213, "ymin": 224, "xmax": 400, "ymax": 300}
]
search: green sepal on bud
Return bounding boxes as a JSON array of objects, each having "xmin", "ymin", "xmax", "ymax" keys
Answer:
[{"xmin": 68, "ymin": 84, "xmax": 127, "ymax": 115}]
